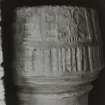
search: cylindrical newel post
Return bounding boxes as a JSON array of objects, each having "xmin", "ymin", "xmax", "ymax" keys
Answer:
[{"xmin": 12, "ymin": 6, "xmax": 104, "ymax": 105}]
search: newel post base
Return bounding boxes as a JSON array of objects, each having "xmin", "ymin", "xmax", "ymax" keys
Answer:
[{"xmin": 17, "ymin": 84, "xmax": 91, "ymax": 105}]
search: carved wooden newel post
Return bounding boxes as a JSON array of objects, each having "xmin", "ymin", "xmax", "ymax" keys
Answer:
[{"xmin": 12, "ymin": 6, "xmax": 104, "ymax": 105}]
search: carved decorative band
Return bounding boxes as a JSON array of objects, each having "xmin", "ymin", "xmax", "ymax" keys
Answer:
[
  {"xmin": 15, "ymin": 70, "xmax": 98, "ymax": 87},
  {"xmin": 13, "ymin": 6, "xmax": 102, "ymax": 45},
  {"xmin": 23, "ymin": 40, "xmax": 101, "ymax": 48},
  {"xmin": 13, "ymin": 46, "xmax": 104, "ymax": 76},
  {"xmin": 18, "ymin": 84, "xmax": 92, "ymax": 97}
]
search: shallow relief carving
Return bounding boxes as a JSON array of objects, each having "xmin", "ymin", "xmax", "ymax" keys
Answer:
[
  {"xmin": 13, "ymin": 6, "xmax": 104, "ymax": 75},
  {"xmin": 14, "ymin": 6, "xmax": 101, "ymax": 42},
  {"xmin": 12, "ymin": 6, "xmax": 104, "ymax": 105}
]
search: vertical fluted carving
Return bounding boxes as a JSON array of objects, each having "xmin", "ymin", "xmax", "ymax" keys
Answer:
[{"xmin": 12, "ymin": 6, "xmax": 104, "ymax": 105}]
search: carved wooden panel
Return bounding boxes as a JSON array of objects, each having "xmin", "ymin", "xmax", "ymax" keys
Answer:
[{"xmin": 13, "ymin": 6, "xmax": 104, "ymax": 76}]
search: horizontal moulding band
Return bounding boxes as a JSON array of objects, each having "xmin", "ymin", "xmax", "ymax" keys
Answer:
[{"xmin": 22, "ymin": 40, "xmax": 102, "ymax": 48}]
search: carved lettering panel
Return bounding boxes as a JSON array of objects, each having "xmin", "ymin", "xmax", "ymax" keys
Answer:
[{"xmin": 14, "ymin": 6, "xmax": 101, "ymax": 43}]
